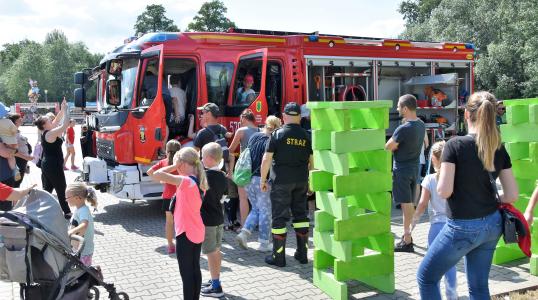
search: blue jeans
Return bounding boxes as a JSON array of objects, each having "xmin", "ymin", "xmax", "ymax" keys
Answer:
[
  {"xmin": 244, "ymin": 176, "xmax": 272, "ymax": 243},
  {"xmin": 428, "ymin": 222, "xmax": 457, "ymax": 300},
  {"xmin": 417, "ymin": 210, "xmax": 502, "ymax": 300}
]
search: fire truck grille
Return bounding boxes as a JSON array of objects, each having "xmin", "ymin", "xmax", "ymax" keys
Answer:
[{"xmin": 96, "ymin": 138, "xmax": 115, "ymax": 161}]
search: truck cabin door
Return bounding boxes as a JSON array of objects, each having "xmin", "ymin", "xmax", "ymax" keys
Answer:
[
  {"xmin": 131, "ymin": 44, "xmax": 167, "ymax": 164},
  {"xmin": 227, "ymin": 48, "xmax": 268, "ymax": 132}
]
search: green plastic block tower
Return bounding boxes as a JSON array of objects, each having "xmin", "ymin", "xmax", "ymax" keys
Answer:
[
  {"xmin": 307, "ymin": 101, "xmax": 394, "ymax": 299},
  {"xmin": 495, "ymin": 98, "xmax": 538, "ymax": 273}
]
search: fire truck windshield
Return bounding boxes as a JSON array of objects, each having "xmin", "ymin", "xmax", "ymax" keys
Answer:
[{"xmin": 103, "ymin": 58, "xmax": 138, "ymax": 109}]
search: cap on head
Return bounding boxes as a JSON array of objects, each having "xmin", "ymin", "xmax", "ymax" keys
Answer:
[
  {"xmin": 284, "ymin": 102, "xmax": 301, "ymax": 116},
  {"xmin": 197, "ymin": 102, "xmax": 220, "ymax": 117},
  {"xmin": 243, "ymin": 74, "xmax": 254, "ymax": 84},
  {"xmin": 0, "ymin": 102, "xmax": 10, "ymax": 118}
]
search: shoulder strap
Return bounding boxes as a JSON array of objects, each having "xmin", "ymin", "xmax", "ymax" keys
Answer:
[{"xmin": 488, "ymin": 172, "xmax": 502, "ymax": 205}]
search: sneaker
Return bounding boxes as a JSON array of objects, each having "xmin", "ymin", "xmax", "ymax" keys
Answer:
[
  {"xmin": 63, "ymin": 166, "xmax": 69, "ymax": 170},
  {"xmin": 201, "ymin": 285, "xmax": 224, "ymax": 298},
  {"xmin": 258, "ymin": 242, "xmax": 272, "ymax": 252},
  {"xmin": 235, "ymin": 230, "xmax": 250, "ymax": 249},
  {"xmin": 167, "ymin": 245, "xmax": 176, "ymax": 254},
  {"xmin": 394, "ymin": 239, "xmax": 414, "ymax": 253},
  {"xmin": 71, "ymin": 165, "xmax": 80, "ymax": 171},
  {"xmin": 201, "ymin": 279, "xmax": 212, "ymax": 288}
]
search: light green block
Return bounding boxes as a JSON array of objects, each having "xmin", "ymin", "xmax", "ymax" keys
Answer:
[
  {"xmin": 334, "ymin": 253, "xmax": 393, "ymax": 281},
  {"xmin": 492, "ymin": 244, "xmax": 525, "ymax": 265},
  {"xmin": 334, "ymin": 212, "xmax": 390, "ymax": 241},
  {"xmin": 307, "ymin": 100, "xmax": 393, "ymax": 110},
  {"xmin": 310, "ymin": 170, "xmax": 333, "ymax": 191},
  {"xmin": 314, "ymin": 150, "xmax": 391, "ymax": 176},
  {"xmin": 530, "ymin": 255, "xmax": 538, "ymax": 276},
  {"xmin": 312, "ymin": 130, "xmax": 331, "ymax": 150},
  {"xmin": 501, "ymin": 124, "xmax": 538, "ymax": 142},
  {"xmin": 311, "ymin": 109, "xmax": 350, "ymax": 132},
  {"xmin": 512, "ymin": 159, "xmax": 538, "ymax": 180},
  {"xmin": 504, "ymin": 98, "xmax": 538, "ymax": 106},
  {"xmin": 507, "ymin": 105, "xmax": 529, "ymax": 125},
  {"xmin": 516, "ymin": 178, "xmax": 538, "ymax": 195},
  {"xmin": 334, "ymin": 171, "xmax": 391, "ymax": 198},
  {"xmin": 313, "ymin": 249, "xmax": 335, "ymax": 269},
  {"xmin": 313, "ymin": 268, "xmax": 347, "ymax": 300},
  {"xmin": 505, "ymin": 142, "xmax": 529, "ymax": 160},
  {"xmin": 348, "ymin": 192, "xmax": 392, "ymax": 216},
  {"xmin": 349, "ymin": 108, "xmax": 389, "ymax": 130},
  {"xmin": 314, "ymin": 230, "xmax": 352, "ymax": 262},
  {"xmin": 332, "ymin": 129, "xmax": 385, "ymax": 154},
  {"xmin": 348, "ymin": 150, "xmax": 391, "ymax": 173},
  {"xmin": 316, "ymin": 192, "xmax": 360, "ymax": 220},
  {"xmin": 530, "ymin": 105, "xmax": 538, "ymax": 124},
  {"xmin": 353, "ymin": 232, "xmax": 394, "ymax": 254},
  {"xmin": 315, "ymin": 210, "xmax": 335, "ymax": 232},
  {"xmin": 530, "ymin": 142, "xmax": 538, "ymax": 162}
]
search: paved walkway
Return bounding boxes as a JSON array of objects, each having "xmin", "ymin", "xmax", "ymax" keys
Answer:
[{"xmin": 1, "ymin": 125, "xmax": 537, "ymax": 299}]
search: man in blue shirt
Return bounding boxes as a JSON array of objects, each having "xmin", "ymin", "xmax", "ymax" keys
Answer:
[{"xmin": 385, "ymin": 94, "xmax": 426, "ymax": 253}]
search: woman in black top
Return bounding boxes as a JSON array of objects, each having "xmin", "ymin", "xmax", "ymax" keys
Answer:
[
  {"xmin": 34, "ymin": 99, "xmax": 71, "ymax": 217},
  {"xmin": 417, "ymin": 91, "xmax": 518, "ymax": 300}
]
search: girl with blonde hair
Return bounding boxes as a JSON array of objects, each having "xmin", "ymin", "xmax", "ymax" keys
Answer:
[
  {"xmin": 66, "ymin": 182, "xmax": 98, "ymax": 266},
  {"xmin": 148, "ymin": 139, "xmax": 182, "ymax": 254},
  {"xmin": 417, "ymin": 91, "xmax": 518, "ymax": 299},
  {"xmin": 152, "ymin": 147, "xmax": 208, "ymax": 299}
]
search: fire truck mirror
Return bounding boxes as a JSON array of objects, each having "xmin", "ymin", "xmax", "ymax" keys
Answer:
[
  {"xmin": 106, "ymin": 79, "xmax": 121, "ymax": 106},
  {"xmin": 107, "ymin": 59, "xmax": 123, "ymax": 76},
  {"xmin": 74, "ymin": 88, "xmax": 86, "ymax": 108},
  {"xmin": 74, "ymin": 72, "xmax": 87, "ymax": 85}
]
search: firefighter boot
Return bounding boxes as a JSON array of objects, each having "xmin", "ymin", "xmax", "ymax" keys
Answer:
[
  {"xmin": 265, "ymin": 234, "xmax": 286, "ymax": 267},
  {"xmin": 294, "ymin": 232, "xmax": 308, "ymax": 264}
]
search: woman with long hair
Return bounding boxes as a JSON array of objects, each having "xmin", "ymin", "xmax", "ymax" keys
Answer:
[
  {"xmin": 417, "ymin": 91, "xmax": 519, "ymax": 299},
  {"xmin": 235, "ymin": 116, "xmax": 281, "ymax": 252},
  {"xmin": 34, "ymin": 98, "xmax": 71, "ymax": 218}
]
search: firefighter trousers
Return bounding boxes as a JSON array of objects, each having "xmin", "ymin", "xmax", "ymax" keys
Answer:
[{"xmin": 270, "ymin": 181, "xmax": 309, "ymax": 235}]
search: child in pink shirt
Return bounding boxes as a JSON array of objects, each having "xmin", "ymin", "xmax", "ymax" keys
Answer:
[{"xmin": 152, "ymin": 147, "xmax": 208, "ymax": 300}]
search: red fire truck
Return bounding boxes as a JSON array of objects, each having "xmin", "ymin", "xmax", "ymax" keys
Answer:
[
  {"xmin": 74, "ymin": 29, "xmax": 475, "ymax": 201},
  {"xmin": 12, "ymin": 102, "xmax": 60, "ymax": 125}
]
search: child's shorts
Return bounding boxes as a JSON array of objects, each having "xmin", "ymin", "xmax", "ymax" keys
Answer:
[{"xmin": 202, "ymin": 225, "xmax": 223, "ymax": 254}]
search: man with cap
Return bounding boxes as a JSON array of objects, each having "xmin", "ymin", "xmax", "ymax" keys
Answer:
[
  {"xmin": 194, "ymin": 103, "xmax": 232, "ymax": 173},
  {"xmin": 236, "ymin": 74, "xmax": 256, "ymax": 105},
  {"xmin": 260, "ymin": 102, "xmax": 313, "ymax": 267}
]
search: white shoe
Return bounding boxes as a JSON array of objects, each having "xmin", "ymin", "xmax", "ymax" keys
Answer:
[
  {"xmin": 235, "ymin": 230, "xmax": 250, "ymax": 249},
  {"xmin": 258, "ymin": 242, "xmax": 272, "ymax": 252}
]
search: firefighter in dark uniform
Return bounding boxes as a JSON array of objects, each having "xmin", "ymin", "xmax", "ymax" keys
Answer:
[{"xmin": 260, "ymin": 102, "xmax": 313, "ymax": 267}]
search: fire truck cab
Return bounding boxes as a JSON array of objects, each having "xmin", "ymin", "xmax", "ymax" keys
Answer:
[{"xmin": 74, "ymin": 29, "xmax": 475, "ymax": 201}]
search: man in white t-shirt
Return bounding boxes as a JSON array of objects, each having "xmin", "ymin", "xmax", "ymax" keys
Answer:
[{"xmin": 169, "ymin": 75, "xmax": 187, "ymax": 123}]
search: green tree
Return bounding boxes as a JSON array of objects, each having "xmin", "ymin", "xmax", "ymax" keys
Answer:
[
  {"xmin": 1, "ymin": 43, "xmax": 48, "ymax": 105},
  {"xmin": 398, "ymin": 0, "xmax": 441, "ymax": 25},
  {"xmin": 398, "ymin": 0, "xmax": 538, "ymax": 99},
  {"xmin": 134, "ymin": 4, "xmax": 179, "ymax": 35},
  {"xmin": 186, "ymin": 0, "xmax": 235, "ymax": 32},
  {"xmin": 44, "ymin": 29, "xmax": 75, "ymax": 101}
]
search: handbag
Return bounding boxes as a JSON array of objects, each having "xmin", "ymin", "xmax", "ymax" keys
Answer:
[{"xmin": 488, "ymin": 172, "xmax": 531, "ymax": 255}]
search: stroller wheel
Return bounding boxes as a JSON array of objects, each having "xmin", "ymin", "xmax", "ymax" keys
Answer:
[
  {"xmin": 117, "ymin": 292, "xmax": 129, "ymax": 300},
  {"xmin": 88, "ymin": 286, "xmax": 100, "ymax": 299}
]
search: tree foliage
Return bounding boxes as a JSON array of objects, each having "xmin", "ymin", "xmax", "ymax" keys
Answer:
[
  {"xmin": 186, "ymin": 0, "xmax": 235, "ymax": 32},
  {"xmin": 398, "ymin": 0, "xmax": 538, "ymax": 99},
  {"xmin": 0, "ymin": 30, "xmax": 101, "ymax": 105},
  {"xmin": 134, "ymin": 4, "xmax": 179, "ymax": 35}
]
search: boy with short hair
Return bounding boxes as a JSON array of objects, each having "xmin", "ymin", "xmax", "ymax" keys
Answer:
[{"xmin": 200, "ymin": 142, "xmax": 228, "ymax": 298}]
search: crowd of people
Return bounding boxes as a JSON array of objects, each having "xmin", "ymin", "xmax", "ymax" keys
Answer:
[{"xmin": 1, "ymin": 90, "xmax": 538, "ymax": 300}]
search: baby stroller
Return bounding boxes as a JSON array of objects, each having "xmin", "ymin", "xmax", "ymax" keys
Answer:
[{"xmin": 0, "ymin": 189, "xmax": 128, "ymax": 300}]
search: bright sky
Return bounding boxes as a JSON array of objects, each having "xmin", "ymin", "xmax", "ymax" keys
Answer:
[{"xmin": 0, "ymin": 0, "xmax": 405, "ymax": 54}]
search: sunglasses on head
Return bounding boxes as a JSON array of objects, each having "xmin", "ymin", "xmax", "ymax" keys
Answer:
[{"xmin": 498, "ymin": 107, "xmax": 506, "ymax": 111}]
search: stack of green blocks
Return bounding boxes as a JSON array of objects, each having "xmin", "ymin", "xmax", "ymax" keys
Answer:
[
  {"xmin": 496, "ymin": 98, "xmax": 538, "ymax": 273},
  {"xmin": 306, "ymin": 101, "xmax": 395, "ymax": 299}
]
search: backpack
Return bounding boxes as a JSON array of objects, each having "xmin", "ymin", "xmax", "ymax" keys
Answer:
[
  {"xmin": 206, "ymin": 126, "xmax": 230, "ymax": 163},
  {"xmin": 233, "ymin": 148, "xmax": 252, "ymax": 187}
]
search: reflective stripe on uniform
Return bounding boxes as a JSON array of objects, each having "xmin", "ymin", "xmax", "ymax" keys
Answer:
[
  {"xmin": 292, "ymin": 222, "xmax": 309, "ymax": 229},
  {"xmin": 272, "ymin": 228, "xmax": 287, "ymax": 235}
]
